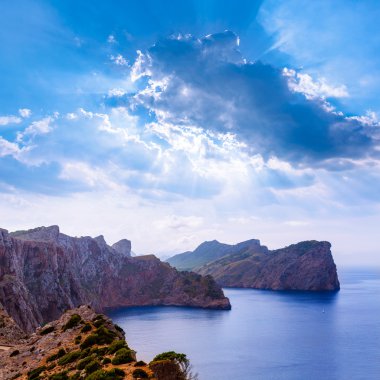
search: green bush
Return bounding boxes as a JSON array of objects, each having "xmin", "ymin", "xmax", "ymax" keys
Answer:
[
  {"xmin": 63, "ymin": 314, "xmax": 82, "ymax": 331},
  {"xmin": 74, "ymin": 335, "xmax": 82, "ymax": 344},
  {"xmin": 134, "ymin": 361, "xmax": 146, "ymax": 367},
  {"xmin": 93, "ymin": 319, "xmax": 104, "ymax": 328},
  {"xmin": 10, "ymin": 350, "xmax": 20, "ymax": 357},
  {"xmin": 91, "ymin": 346, "xmax": 108, "ymax": 357},
  {"xmin": 81, "ymin": 323, "xmax": 92, "ymax": 333},
  {"xmin": 57, "ymin": 350, "xmax": 81, "ymax": 365},
  {"xmin": 107, "ymin": 340, "xmax": 127, "ymax": 354},
  {"xmin": 47, "ymin": 348, "xmax": 66, "ymax": 362},
  {"xmin": 152, "ymin": 351, "xmax": 188, "ymax": 365},
  {"xmin": 27, "ymin": 366, "xmax": 46, "ymax": 380},
  {"xmin": 40, "ymin": 326, "xmax": 55, "ymax": 335},
  {"xmin": 102, "ymin": 357, "xmax": 111, "ymax": 365},
  {"xmin": 132, "ymin": 368, "xmax": 148, "ymax": 378},
  {"xmin": 68, "ymin": 372, "xmax": 81, "ymax": 380},
  {"xmin": 80, "ymin": 327, "xmax": 116, "ymax": 349},
  {"xmin": 77, "ymin": 356, "xmax": 94, "ymax": 370},
  {"xmin": 111, "ymin": 348, "xmax": 134, "ymax": 365},
  {"xmin": 79, "ymin": 348, "xmax": 91, "ymax": 358},
  {"xmin": 84, "ymin": 369, "xmax": 124, "ymax": 380},
  {"xmin": 84, "ymin": 360, "xmax": 101, "ymax": 374},
  {"xmin": 49, "ymin": 371, "xmax": 68, "ymax": 380}
]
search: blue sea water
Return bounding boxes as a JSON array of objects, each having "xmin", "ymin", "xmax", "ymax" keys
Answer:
[{"xmin": 107, "ymin": 269, "xmax": 380, "ymax": 380}]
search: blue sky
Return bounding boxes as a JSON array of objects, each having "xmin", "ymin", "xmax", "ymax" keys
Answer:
[{"xmin": 1, "ymin": 0, "xmax": 379, "ymax": 265}]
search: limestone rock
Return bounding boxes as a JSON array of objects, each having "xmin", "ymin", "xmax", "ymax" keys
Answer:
[{"xmin": 0, "ymin": 226, "xmax": 231, "ymax": 333}]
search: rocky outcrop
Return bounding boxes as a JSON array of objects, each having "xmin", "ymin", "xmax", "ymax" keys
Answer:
[
  {"xmin": 167, "ymin": 238, "xmax": 268, "ymax": 271},
  {"xmin": 0, "ymin": 226, "xmax": 230, "ymax": 333},
  {"xmin": 0, "ymin": 305, "xmax": 186, "ymax": 380},
  {"xmin": 0, "ymin": 305, "xmax": 25, "ymax": 345},
  {"xmin": 172, "ymin": 240, "xmax": 340, "ymax": 291},
  {"xmin": 112, "ymin": 239, "xmax": 132, "ymax": 257}
]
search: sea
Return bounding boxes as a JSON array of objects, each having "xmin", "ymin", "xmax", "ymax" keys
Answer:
[{"xmin": 107, "ymin": 268, "xmax": 380, "ymax": 380}]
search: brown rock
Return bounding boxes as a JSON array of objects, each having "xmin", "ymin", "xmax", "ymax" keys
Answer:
[
  {"xmin": 196, "ymin": 240, "xmax": 340, "ymax": 291},
  {"xmin": 0, "ymin": 226, "xmax": 230, "ymax": 333}
]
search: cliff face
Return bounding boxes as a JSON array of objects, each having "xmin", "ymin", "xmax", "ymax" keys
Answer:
[
  {"xmin": 0, "ymin": 226, "xmax": 230, "ymax": 333},
  {"xmin": 0, "ymin": 306, "xmax": 187, "ymax": 380},
  {"xmin": 176, "ymin": 240, "xmax": 340, "ymax": 291},
  {"xmin": 167, "ymin": 238, "xmax": 268, "ymax": 271}
]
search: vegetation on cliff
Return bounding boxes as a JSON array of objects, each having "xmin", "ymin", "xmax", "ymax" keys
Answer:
[{"xmin": 0, "ymin": 306, "xmax": 196, "ymax": 380}]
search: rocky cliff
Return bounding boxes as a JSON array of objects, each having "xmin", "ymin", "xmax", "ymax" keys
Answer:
[
  {"xmin": 167, "ymin": 238, "xmax": 268, "ymax": 271},
  {"xmin": 0, "ymin": 305, "xmax": 190, "ymax": 380},
  {"xmin": 171, "ymin": 240, "xmax": 340, "ymax": 291},
  {"xmin": 0, "ymin": 226, "xmax": 230, "ymax": 333}
]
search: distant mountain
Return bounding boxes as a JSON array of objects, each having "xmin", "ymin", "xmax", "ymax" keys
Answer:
[
  {"xmin": 169, "ymin": 239, "xmax": 340, "ymax": 291},
  {"xmin": 0, "ymin": 226, "xmax": 230, "ymax": 333},
  {"xmin": 166, "ymin": 238, "xmax": 268, "ymax": 271}
]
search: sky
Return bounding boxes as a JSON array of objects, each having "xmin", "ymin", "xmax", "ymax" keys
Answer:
[{"xmin": 1, "ymin": 0, "xmax": 380, "ymax": 266}]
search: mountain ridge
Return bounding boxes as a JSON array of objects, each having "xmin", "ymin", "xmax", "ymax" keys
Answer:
[
  {"xmin": 0, "ymin": 225, "xmax": 230, "ymax": 333},
  {"xmin": 168, "ymin": 238, "xmax": 340, "ymax": 291}
]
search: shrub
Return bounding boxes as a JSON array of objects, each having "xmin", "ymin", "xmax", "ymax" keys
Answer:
[
  {"xmin": 79, "ymin": 348, "xmax": 91, "ymax": 358},
  {"xmin": 107, "ymin": 340, "xmax": 127, "ymax": 354},
  {"xmin": 93, "ymin": 319, "xmax": 104, "ymax": 328},
  {"xmin": 91, "ymin": 346, "xmax": 108, "ymax": 357},
  {"xmin": 27, "ymin": 366, "xmax": 46, "ymax": 380},
  {"xmin": 81, "ymin": 323, "xmax": 92, "ymax": 333},
  {"xmin": 68, "ymin": 372, "xmax": 81, "ymax": 380},
  {"xmin": 132, "ymin": 368, "xmax": 148, "ymax": 378},
  {"xmin": 114, "ymin": 324, "xmax": 124, "ymax": 333},
  {"xmin": 152, "ymin": 351, "xmax": 188, "ymax": 364},
  {"xmin": 63, "ymin": 314, "xmax": 82, "ymax": 331},
  {"xmin": 80, "ymin": 327, "xmax": 115, "ymax": 349},
  {"xmin": 111, "ymin": 348, "xmax": 134, "ymax": 365},
  {"xmin": 102, "ymin": 357, "xmax": 111, "ymax": 365},
  {"xmin": 108, "ymin": 368, "xmax": 125, "ymax": 377},
  {"xmin": 49, "ymin": 371, "xmax": 68, "ymax": 380},
  {"xmin": 40, "ymin": 326, "xmax": 55, "ymax": 335},
  {"xmin": 75, "ymin": 335, "xmax": 82, "ymax": 344},
  {"xmin": 134, "ymin": 361, "xmax": 146, "ymax": 367},
  {"xmin": 57, "ymin": 350, "xmax": 81, "ymax": 365},
  {"xmin": 77, "ymin": 356, "xmax": 94, "ymax": 370},
  {"xmin": 85, "ymin": 360, "xmax": 101, "ymax": 374},
  {"xmin": 80, "ymin": 334, "xmax": 98, "ymax": 349},
  {"xmin": 47, "ymin": 348, "xmax": 66, "ymax": 362},
  {"xmin": 10, "ymin": 350, "xmax": 20, "ymax": 357},
  {"xmin": 85, "ymin": 368, "xmax": 125, "ymax": 380}
]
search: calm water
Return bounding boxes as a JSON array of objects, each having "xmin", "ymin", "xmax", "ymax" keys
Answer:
[{"xmin": 107, "ymin": 268, "xmax": 380, "ymax": 379}]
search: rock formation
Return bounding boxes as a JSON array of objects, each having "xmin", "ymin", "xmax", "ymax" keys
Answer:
[
  {"xmin": 0, "ymin": 305, "xmax": 190, "ymax": 380},
  {"xmin": 169, "ymin": 240, "xmax": 340, "ymax": 291},
  {"xmin": 167, "ymin": 238, "xmax": 267, "ymax": 271},
  {"xmin": 0, "ymin": 226, "xmax": 230, "ymax": 333}
]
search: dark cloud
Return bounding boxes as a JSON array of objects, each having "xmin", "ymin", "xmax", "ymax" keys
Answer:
[{"xmin": 127, "ymin": 31, "xmax": 376, "ymax": 167}]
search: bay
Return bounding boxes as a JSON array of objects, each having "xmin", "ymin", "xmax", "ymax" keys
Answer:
[{"xmin": 107, "ymin": 268, "xmax": 380, "ymax": 379}]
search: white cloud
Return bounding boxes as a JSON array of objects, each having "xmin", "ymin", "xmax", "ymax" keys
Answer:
[
  {"xmin": 108, "ymin": 88, "xmax": 126, "ymax": 97},
  {"xmin": 17, "ymin": 117, "xmax": 54, "ymax": 141},
  {"xmin": 0, "ymin": 137, "xmax": 21, "ymax": 157},
  {"xmin": 18, "ymin": 108, "xmax": 32, "ymax": 118},
  {"xmin": 0, "ymin": 115, "xmax": 22, "ymax": 126},
  {"xmin": 107, "ymin": 34, "xmax": 117, "ymax": 44},
  {"xmin": 283, "ymin": 67, "xmax": 349, "ymax": 100},
  {"xmin": 110, "ymin": 54, "xmax": 128, "ymax": 66},
  {"xmin": 156, "ymin": 215, "xmax": 204, "ymax": 230}
]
